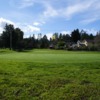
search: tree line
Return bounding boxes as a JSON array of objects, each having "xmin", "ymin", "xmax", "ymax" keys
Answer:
[{"xmin": 0, "ymin": 24, "xmax": 100, "ymax": 51}]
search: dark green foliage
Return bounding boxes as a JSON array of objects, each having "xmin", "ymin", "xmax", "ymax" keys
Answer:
[
  {"xmin": 23, "ymin": 37, "xmax": 35, "ymax": 50},
  {"xmin": 0, "ymin": 24, "xmax": 99, "ymax": 51},
  {"xmin": 40, "ymin": 35, "xmax": 49, "ymax": 48},
  {"xmin": 80, "ymin": 30, "xmax": 90, "ymax": 40},
  {"xmin": 56, "ymin": 41, "xmax": 66, "ymax": 49},
  {"xmin": 71, "ymin": 29, "xmax": 81, "ymax": 43},
  {"xmin": 89, "ymin": 34, "xmax": 94, "ymax": 40},
  {"xmin": 1, "ymin": 24, "xmax": 24, "ymax": 50},
  {"xmin": 1, "ymin": 24, "xmax": 15, "ymax": 49},
  {"xmin": 94, "ymin": 32, "xmax": 100, "ymax": 50},
  {"xmin": 63, "ymin": 34, "xmax": 71, "ymax": 42}
]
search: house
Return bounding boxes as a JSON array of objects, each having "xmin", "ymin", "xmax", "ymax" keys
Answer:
[
  {"xmin": 49, "ymin": 44, "xmax": 55, "ymax": 49},
  {"xmin": 77, "ymin": 40, "xmax": 88, "ymax": 47},
  {"xmin": 69, "ymin": 40, "xmax": 88, "ymax": 49}
]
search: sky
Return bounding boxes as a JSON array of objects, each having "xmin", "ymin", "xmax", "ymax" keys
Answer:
[{"xmin": 0, "ymin": 0, "xmax": 100, "ymax": 38}]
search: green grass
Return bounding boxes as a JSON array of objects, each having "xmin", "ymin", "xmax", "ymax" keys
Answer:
[{"xmin": 0, "ymin": 49, "xmax": 100, "ymax": 100}]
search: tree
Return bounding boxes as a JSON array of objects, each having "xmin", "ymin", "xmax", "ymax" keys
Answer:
[
  {"xmin": 14, "ymin": 28, "xmax": 24, "ymax": 49},
  {"xmin": 1, "ymin": 24, "xmax": 24, "ymax": 50},
  {"xmin": 62, "ymin": 34, "xmax": 71, "ymax": 42},
  {"xmin": 23, "ymin": 36, "xmax": 34, "ymax": 49},
  {"xmin": 89, "ymin": 34, "xmax": 94, "ymax": 40},
  {"xmin": 52, "ymin": 33, "xmax": 59, "ymax": 46},
  {"xmin": 59, "ymin": 33, "xmax": 63, "ymax": 41},
  {"xmin": 41, "ymin": 35, "xmax": 49, "ymax": 48},
  {"xmin": 80, "ymin": 30, "xmax": 89, "ymax": 40},
  {"xmin": 94, "ymin": 31, "xmax": 100, "ymax": 50},
  {"xmin": 1, "ymin": 24, "xmax": 15, "ymax": 49},
  {"xmin": 71, "ymin": 29, "xmax": 81, "ymax": 43},
  {"xmin": 0, "ymin": 35, "xmax": 3, "ymax": 48}
]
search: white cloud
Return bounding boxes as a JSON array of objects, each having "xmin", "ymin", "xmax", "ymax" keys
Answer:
[
  {"xmin": 33, "ymin": 22, "xmax": 40, "ymax": 26},
  {"xmin": 19, "ymin": 0, "xmax": 34, "ymax": 8},
  {"xmin": 0, "ymin": 27, "xmax": 3, "ymax": 34},
  {"xmin": 61, "ymin": 31, "xmax": 71, "ymax": 35},
  {"xmin": 10, "ymin": 0, "xmax": 35, "ymax": 9},
  {"xmin": 81, "ymin": 17, "xmax": 99, "ymax": 24},
  {"xmin": 42, "ymin": 0, "xmax": 100, "ymax": 24},
  {"xmin": 43, "ymin": 5, "xmax": 58, "ymax": 18},
  {"xmin": 0, "ymin": 17, "xmax": 15, "ymax": 33},
  {"xmin": 62, "ymin": 1, "xmax": 94, "ymax": 19},
  {"xmin": 9, "ymin": 0, "xmax": 100, "ymax": 25},
  {"xmin": 17, "ymin": 23, "xmax": 41, "ymax": 37},
  {"xmin": 0, "ymin": 17, "xmax": 41, "ymax": 36},
  {"xmin": 9, "ymin": 0, "xmax": 99, "ymax": 26},
  {"xmin": 45, "ymin": 33, "xmax": 53, "ymax": 40},
  {"xmin": 23, "ymin": 25, "xmax": 40, "ymax": 33},
  {"xmin": 83, "ymin": 29, "xmax": 97, "ymax": 35},
  {"xmin": 1, "ymin": 0, "xmax": 100, "ymax": 37},
  {"xmin": 0, "ymin": 17, "xmax": 15, "ymax": 26}
]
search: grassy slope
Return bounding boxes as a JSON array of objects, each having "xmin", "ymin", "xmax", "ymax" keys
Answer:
[{"xmin": 0, "ymin": 49, "xmax": 100, "ymax": 100}]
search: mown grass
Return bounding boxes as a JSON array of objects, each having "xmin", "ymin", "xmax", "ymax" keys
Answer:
[{"xmin": 0, "ymin": 49, "xmax": 100, "ymax": 100}]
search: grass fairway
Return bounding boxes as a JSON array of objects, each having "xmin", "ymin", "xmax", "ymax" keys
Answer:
[{"xmin": 0, "ymin": 49, "xmax": 100, "ymax": 100}]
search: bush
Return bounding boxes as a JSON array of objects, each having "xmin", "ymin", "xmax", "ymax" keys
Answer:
[
  {"xmin": 56, "ymin": 42, "xmax": 66, "ymax": 50},
  {"xmin": 88, "ymin": 45, "xmax": 98, "ymax": 51}
]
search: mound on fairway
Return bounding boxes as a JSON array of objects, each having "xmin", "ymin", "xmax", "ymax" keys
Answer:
[{"xmin": 0, "ymin": 49, "xmax": 100, "ymax": 100}]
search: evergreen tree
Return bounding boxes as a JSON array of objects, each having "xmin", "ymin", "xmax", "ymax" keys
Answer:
[{"xmin": 71, "ymin": 29, "xmax": 81, "ymax": 43}]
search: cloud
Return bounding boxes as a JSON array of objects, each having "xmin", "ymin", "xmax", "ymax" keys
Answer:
[
  {"xmin": 33, "ymin": 22, "xmax": 40, "ymax": 26},
  {"xmin": 45, "ymin": 33, "xmax": 53, "ymax": 40},
  {"xmin": 19, "ymin": 0, "xmax": 34, "ymax": 8},
  {"xmin": 0, "ymin": 27, "xmax": 3, "ymax": 34},
  {"xmin": 61, "ymin": 1, "xmax": 94, "ymax": 19},
  {"xmin": 61, "ymin": 31, "xmax": 71, "ymax": 35},
  {"xmin": 43, "ymin": 4, "xmax": 58, "ymax": 18},
  {"xmin": 9, "ymin": 0, "xmax": 100, "ymax": 25},
  {"xmin": 42, "ymin": 0, "xmax": 100, "ymax": 24},
  {"xmin": 15, "ymin": 23, "xmax": 41, "ymax": 37},
  {"xmin": 10, "ymin": 0, "xmax": 35, "ymax": 9},
  {"xmin": 1, "ymin": 0, "xmax": 100, "ymax": 37},
  {"xmin": 81, "ymin": 17, "xmax": 99, "ymax": 24},
  {"xmin": 9, "ymin": 0, "xmax": 100, "ymax": 24},
  {"xmin": 83, "ymin": 29, "xmax": 97, "ymax": 35},
  {"xmin": 0, "ymin": 18, "xmax": 41, "ymax": 36},
  {"xmin": 0, "ymin": 17, "xmax": 15, "ymax": 33},
  {"xmin": 0, "ymin": 17, "xmax": 15, "ymax": 27},
  {"xmin": 23, "ymin": 25, "xmax": 40, "ymax": 33},
  {"xmin": 80, "ymin": 1, "xmax": 100, "ymax": 24}
]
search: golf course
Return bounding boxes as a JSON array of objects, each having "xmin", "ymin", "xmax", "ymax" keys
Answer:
[{"xmin": 0, "ymin": 49, "xmax": 100, "ymax": 100}]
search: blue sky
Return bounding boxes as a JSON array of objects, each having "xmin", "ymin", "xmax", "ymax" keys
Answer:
[{"xmin": 0, "ymin": 0, "xmax": 100, "ymax": 38}]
